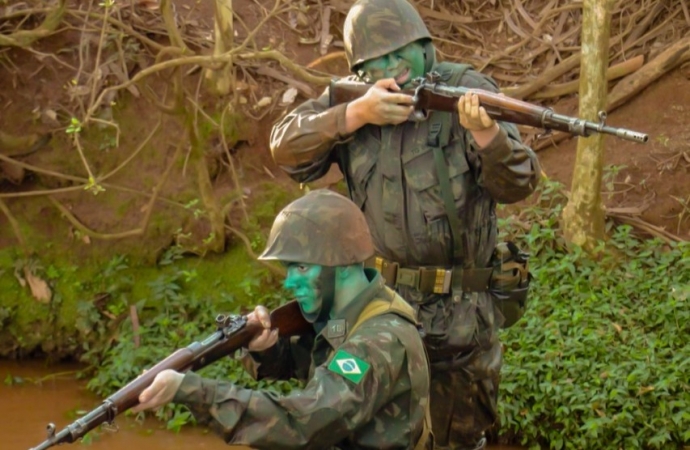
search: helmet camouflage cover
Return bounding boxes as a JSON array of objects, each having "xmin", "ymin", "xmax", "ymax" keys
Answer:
[
  {"xmin": 343, "ymin": 0, "xmax": 432, "ymax": 71},
  {"xmin": 258, "ymin": 189, "xmax": 375, "ymax": 267}
]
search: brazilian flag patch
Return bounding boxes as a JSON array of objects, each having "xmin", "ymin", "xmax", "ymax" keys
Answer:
[{"xmin": 328, "ymin": 349, "xmax": 370, "ymax": 384}]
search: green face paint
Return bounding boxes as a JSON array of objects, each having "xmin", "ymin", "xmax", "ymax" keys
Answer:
[
  {"xmin": 359, "ymin": 41, "xmax": 426, "ymax": 88},
  {"xmin": 284, "ymin": 263, "xmax": 325, "ymax": 322}
]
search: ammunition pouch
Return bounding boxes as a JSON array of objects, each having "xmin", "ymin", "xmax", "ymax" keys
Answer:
[{"xmin": 489, "ymin": 241, "xmax": 532, "ymax": 328}]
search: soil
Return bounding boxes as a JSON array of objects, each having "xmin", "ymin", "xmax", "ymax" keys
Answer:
[
  {"xmin": 538, "ymin": 68, "xmax": 690, "ymax": 240},
  {"xmin": 1, "ymin": 0, "xmax": 689, "ymax": 253}
]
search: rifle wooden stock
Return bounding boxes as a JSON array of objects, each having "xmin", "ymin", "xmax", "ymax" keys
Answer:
[
  {"xmin": 29, "ymin": 301, "xmax": 309, "ymax": 450},
  {"xmin": 329, "ymin": 79, "xmax": 649, "ymax": 144}
]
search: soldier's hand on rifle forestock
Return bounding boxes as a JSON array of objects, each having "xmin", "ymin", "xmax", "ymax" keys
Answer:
[
  {"xmin": 346, "ymin": 78, "xmax": 414, "ymax": 129},
  {"xmin": 458, "ymin": 91, "xmax": 500, "ymax": 148},
  {"xmin": 246, "ymin": 305, "xmax": 279, "ymax": 352},
  {"xmin": 132, "ymin": 369, "xmax": 184, "ymax": 413}
]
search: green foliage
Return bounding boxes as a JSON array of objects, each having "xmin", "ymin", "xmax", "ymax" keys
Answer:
[
  {"xmin": 497, "ymin": 179, "xmax": 690, "ymax": 449},
  {"xmin": 65, "ymin": 117, "xmax": 82, "ymax": 134},
  {"xmin": 80, "ymin": 265, "xmax": 297, "ymax": 431},
  {"xmin": 241, "ymin": 181, "xmax": 301, "ymax": 252},
  {"xmin": 0, "ymin": 233, "xmax": 261, "ymax": 356}
]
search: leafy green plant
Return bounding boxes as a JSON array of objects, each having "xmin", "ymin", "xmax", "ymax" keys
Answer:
[
  {"xmin": 497, "ymin": 179, "xmax": 690, "ymax": 449},
  {"xmin": 602, "ymin": 164, "xmax": 628, "ymax": 193},
  {"xmin": 158, "ymin": 244, "xmax": 185, "ymax": 266},
  {"xmin": 80, "ymin": 267, "xmax": 295, "ymax": 431},
  {"xmin": 65, "ymin": 117, "xmax": 82, "ymax": 134}
]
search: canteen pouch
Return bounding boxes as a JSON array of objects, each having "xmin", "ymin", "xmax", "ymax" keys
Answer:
[{"xmin": 490, "ymin": 241, "xmax": 532, "ymax": 328}]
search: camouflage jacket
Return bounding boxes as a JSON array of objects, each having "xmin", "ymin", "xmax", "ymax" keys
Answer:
[
  {"xmin": 270, "ymin": 63, "xmax": 540, "ymax": 271},
  {"xmin": 173, "ymin": 269, "xmax": 430, "ymax": 449}
]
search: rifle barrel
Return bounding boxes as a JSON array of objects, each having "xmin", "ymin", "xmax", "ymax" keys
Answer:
[
  {"xmin": 27, "ymin": 301, "xmax": 309, "ymax": 450},
  {"xmin": 328, "ymin": 79, "xmax": 649, "ymax": 144}
]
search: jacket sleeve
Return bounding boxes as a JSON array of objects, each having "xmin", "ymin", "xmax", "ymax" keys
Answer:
[
  {"xmin": 459, "ymin": 72, "xmax": 542, "ymax": 204},
  {"xmin": 173, "ymin": 326, "xmax": 406, "ymax": 450},
  {"xmin": 240, "ymin": 334, "xmax": 314, "ymax": 382},
  {"xmin": 269, "ymin": 87, "xmax": 352, "ymax": 184}
]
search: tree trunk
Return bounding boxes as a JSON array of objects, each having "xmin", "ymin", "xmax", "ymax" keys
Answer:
[
  {"xmin": 561, "ymin": 0, "xmax": 612, "ymax": 250},
  {"xmin": 205, "ymin": 0, "xmax": 234, "ymax": 95},
  {"xmin": 187, "ymin": 115, "xmax": 226, "ymax": 254}
]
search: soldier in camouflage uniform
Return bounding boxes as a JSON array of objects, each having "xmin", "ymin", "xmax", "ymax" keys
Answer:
[
  {"xmin": 269, "ymin": 1, "xmax": 541, "ymax": 448},
  {"xmin": 133, "ymin": 189, "xmax": 432, "ymax": 450}
]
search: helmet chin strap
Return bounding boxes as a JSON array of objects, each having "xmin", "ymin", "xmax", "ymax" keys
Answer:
[
  {"xmin": 422, "ymin": 39, "xmax": 436, "ymax": 74},
  {"xmin": 312, "ymin": 266, "xmax": 337, "ymax": 333}
]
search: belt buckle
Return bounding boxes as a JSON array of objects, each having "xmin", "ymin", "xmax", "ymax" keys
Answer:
[
  {"xmin": 396, "ymin": 267, "xmax": 420, "ymax": 289},
  {"xmin": 433, "ymin": 268, "xmax": 452, "ymax": 294}
]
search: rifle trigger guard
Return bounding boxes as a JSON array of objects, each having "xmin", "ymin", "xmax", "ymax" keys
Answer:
[{"xmin": 410, "ymin": 82, "xmax": 430, "ymax": 122}]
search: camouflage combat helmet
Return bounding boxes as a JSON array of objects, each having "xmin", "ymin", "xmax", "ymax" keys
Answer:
[
  {"xmin": 343, "ymin": 0, "xmax": 432, "ymax": 71},
  {"xmin": 258, "ymin": 189, "xmax": 375, "ymax": 267}
]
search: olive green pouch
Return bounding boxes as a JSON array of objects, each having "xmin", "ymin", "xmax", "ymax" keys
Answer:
[{"xmin": 490, "ymin": 242, "xmax": 532, "ymax": 328}]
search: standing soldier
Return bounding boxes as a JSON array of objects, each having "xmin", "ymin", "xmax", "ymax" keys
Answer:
[
  {"xmin": 269, "ymin": 0, "xmax": 541, "ymax": 448},
  {"xmin": 133, "ymin": 189, "xmax": 432, "ymax": 450}
]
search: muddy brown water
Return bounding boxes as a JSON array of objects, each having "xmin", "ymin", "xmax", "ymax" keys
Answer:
[{"xmin": 0, "ymin": 360, "xmax": 521, "ymax": 450}]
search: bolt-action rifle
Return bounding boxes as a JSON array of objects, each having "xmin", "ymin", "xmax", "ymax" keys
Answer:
[
  {"xmin": 28, "ymin": 301, "xmax": 309, "ymax": 450},
  {"xmin": 329, "ymin": 73, "xmax": 649, "ymax": 143}
]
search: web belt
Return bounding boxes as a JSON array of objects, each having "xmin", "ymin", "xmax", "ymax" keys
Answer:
[{"xmin": 366, "ymin": 256, "xmax": 493, "ymax": 295}]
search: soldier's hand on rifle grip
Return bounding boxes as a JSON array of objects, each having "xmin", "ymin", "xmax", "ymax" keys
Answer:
[
  {"xmin": 345, "ymin": 78, "xmax": 414, "ymax": 131},
  {"xmin": 131, "ymin": 369, "xmax": 184, "ymax": 413},
  {"xmin": 247, "ymin": 305, "xmax": 279, "ymax": 352}
]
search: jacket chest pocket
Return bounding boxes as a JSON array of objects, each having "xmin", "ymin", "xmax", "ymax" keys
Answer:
[
  {"xmin": 344, "ymin": 129, "xmax": 380, "ymax": 208},
  {"xmin": 403, "ymin": 140, "xmax": 472, "ymax": 222}
]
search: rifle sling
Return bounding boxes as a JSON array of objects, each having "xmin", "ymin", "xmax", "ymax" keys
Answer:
[{"xmin": 425, "ymin": 63, "xmax": 471, "ymax": 264}]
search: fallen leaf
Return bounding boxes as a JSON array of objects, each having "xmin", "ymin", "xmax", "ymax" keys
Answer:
[
  {"xmin": 135, "ymin": 0, "xmax": 159, "ymax": 10},
  {"xmin": 281, "ymin": 88, "xmax": 299, "ymax": 106},
  {"xmin": 41, "ymin": 109, "xmax": 59, "ymax": 126},
  {"xmin": 24, "ymin": 267, "xmax": 52, "ymax": 303},
  {"xmin": 256, "ymin": 97, "xmax": 272, "ymax": 108}
]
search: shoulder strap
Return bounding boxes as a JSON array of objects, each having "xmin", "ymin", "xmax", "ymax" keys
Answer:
[
  {"xmin": 347, "ymin": 289, "xmax": 416, "ymax": 337},
  {"xmin": 415, "ymin": 407, "xmax": 433, "ymax": 450},
  {"xmin": 347, "ymin": 291, "xmax": 432, "ymax": 450},
  {"xmin": 427, "ymin": 62, "xmax": 472, "ymax": 264}
]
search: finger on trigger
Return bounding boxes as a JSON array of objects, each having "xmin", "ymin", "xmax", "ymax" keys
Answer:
[{"xmin": 396, "ymin": 94, "xmax": 415, "ymax": 105}]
